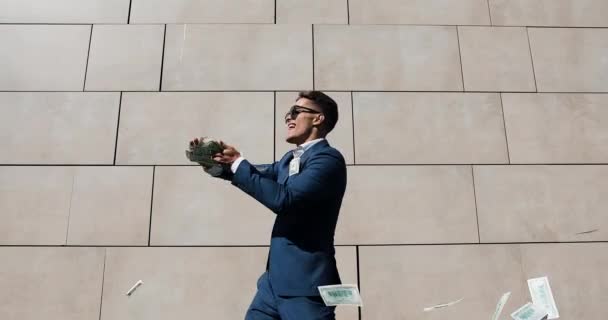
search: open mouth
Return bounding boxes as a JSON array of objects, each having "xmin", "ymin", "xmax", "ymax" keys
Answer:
[{"xmin": 287, "ymin": 123, "xmax": 296, "ymax": 130}]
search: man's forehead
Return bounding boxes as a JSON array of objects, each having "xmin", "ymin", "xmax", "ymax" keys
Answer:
[{"xmin": 294, "ymin": 97, "xmax": 316, "ymax": 108}]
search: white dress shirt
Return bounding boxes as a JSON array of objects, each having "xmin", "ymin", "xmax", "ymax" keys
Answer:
[{"xmin": 230, "ymin": 138, "xmax": 326, "ymax": 174}]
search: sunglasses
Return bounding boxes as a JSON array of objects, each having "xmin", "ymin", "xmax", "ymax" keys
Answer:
[{"xmin": 284, "ymin": 105, "xmax": 321, "ymax": 123}]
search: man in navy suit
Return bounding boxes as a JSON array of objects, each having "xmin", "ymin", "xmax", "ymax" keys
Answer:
[{"xmin": 191, "ymin": 91, "xmax": 347, "ymax": 320}]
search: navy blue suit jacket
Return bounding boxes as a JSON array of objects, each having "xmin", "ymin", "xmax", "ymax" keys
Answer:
[{"xmin": 228, "ymin": 139, "xmax": 347, "ymax": 296}]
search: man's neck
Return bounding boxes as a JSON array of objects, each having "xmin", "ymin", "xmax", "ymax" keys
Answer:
[{"xmin": 296, "ymin": 136, "xmax": 325, "ymax": 147}]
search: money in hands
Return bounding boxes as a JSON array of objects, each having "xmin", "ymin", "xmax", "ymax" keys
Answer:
[
  {"xmin": 185, "ymin": 137, "xmax": 228, "ymax": 177},
  {"xmin": 318, "ymin": 284, "xmax": 362, "ymax": 306},
  {"xmin": 185, "ymin": 137, "xmax": 224, "ymax": 167}
]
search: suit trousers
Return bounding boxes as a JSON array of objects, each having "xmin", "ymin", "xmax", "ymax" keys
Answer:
[{"xmin": 245, "ymin": 272, "xmax": 336, "ymax": 320}]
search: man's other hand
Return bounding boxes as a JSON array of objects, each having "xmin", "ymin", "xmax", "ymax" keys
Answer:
[{"xmin": 213, "ymin": 141, "xmax": 241, "ymax": 165}]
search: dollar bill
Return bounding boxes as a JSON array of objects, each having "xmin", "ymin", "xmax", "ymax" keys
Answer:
[
  {"xmin": 318, "ymin": 284, "xmax": 362, "ymax": 306},
  {"xmin": 491, "ymin": 292, "xmax": 511, "ymax": 320},
  {"xmin": 423, "ymin": 297, "xmax": 463, "ymax": 312},
  {"xmin": 527, "ymin": 277, "xmax": 559, "ymax": 319},
  {"xmin": 511, "ymin": 302, "xmax": 548, "ymax": 320}
]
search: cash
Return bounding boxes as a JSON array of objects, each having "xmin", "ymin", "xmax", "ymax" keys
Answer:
[
  {"xmin": 491, "ymin": 292, "xmax": 511, "ymax": 320},
  {"xmin": 185, "ymin": 137, "xmax": 223, "ymax": 166},
  {"xmin": 185, "ymin": 137, "xmax": 227, "ymax": 176},
  {"xmin": 318, "ymin": 284, "xmax": 362, "ymax": 306},
  {"xmin": 527, "ymin": 277, "xmax": 559, "ymax": 319},
  {"xmin": 423, "ymin": 297, "xmax": 463, "ymax": 312},
  {"xmin": 511, "ymin": 302, "xmax": 548, "ymax": 320}
]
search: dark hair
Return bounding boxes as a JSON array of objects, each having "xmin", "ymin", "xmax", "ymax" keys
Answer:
[{"xmin": 296, "ymin": 91, "xmax": 339, "ymax": 134}]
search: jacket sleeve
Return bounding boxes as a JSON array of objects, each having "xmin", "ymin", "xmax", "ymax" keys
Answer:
[
  {"xmin": 253, "ymin": 163, "xmax": 278, "ymax": 181},
  {"xmin": 231, "ymin": 153, "xmax": 344, "ymax": 214}
]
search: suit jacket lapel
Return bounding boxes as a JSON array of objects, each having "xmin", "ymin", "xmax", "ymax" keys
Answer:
[
  {"xmin": 299, "ymin": 139, "xmax": 329, "ymax": 165},
  {"xmin": 279, "ymin": 140, "xmax": 330, "ymax": 184}
]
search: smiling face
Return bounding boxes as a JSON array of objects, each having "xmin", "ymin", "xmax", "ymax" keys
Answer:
[{"xmin": 284, "ymin": 97, "xmax": 325, "ymax": 145}]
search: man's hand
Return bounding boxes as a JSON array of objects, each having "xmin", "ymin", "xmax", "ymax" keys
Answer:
[{"xmin": 213, "ymin": 141, "xmax": 241, "ymax": 165}]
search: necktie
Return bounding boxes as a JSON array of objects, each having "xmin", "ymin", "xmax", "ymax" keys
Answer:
[
  {"xmin": 292, "ymin": 146, "xmax": 304, "ymax": 159},
  {"xmin": 289, "ymin": 146, "xmax": 304, "ymax": 176}
]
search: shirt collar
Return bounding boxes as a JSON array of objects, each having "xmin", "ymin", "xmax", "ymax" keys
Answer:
[{"xmin": 298, "ymin": 138, "xmax": 325, "ymax": 153}]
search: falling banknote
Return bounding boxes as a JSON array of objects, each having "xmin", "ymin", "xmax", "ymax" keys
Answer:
[
  {"xmin": 527, "ymin": 277, "xmax": 559, "ymax": 319},
  {"xmin": 511, "ymin": 302, "xmax": 548, "ymax": 320},
  {"xmin": 491, "ymin": 292, "xmax": 511, "ymax": 320},
  {"xmin": 318, "ymin": 284, "xmax": 362, "ymax": 306}
]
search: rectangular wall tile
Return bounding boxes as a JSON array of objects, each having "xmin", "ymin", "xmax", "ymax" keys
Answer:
[
  {"xmin": 130, "ymin": 0, "xmax": 274, "ymax": 23},
  {"xmin": 349, "ymin": 0, "xmax": 490, "ymax": 25},
  {"xmin": 336, "ymin": 166, "xmax": 478, "ymax": 244},
  {"xmin": 0, "ymin": 167, "xmax": 73, "ymax": 245},
  {"xmin": 0, "ymin": 25, "xmax": 90, "ymax": 91},
  {"xmin": 275, "ymin": 92, "xmax": 354, "ymax": 164},
  {"xmin": 0, "ymin": 92, "xmax": 119, "ymax": 164},
  {"xmin": 277, "ymin": 0, "xmax": 347, "ymax": 24},
  {"xmin": 521, "ymin": 243, "xmax": 608, "ymax": 319},
  {"xmin": 314, "ymin": 25, "xmax": 462, "ymax": 91},
  {"xmin": 359, "ymin": 245, "xmax": 528, "ymax": 319},
  {"xmin": 101, "ymin": 247, "xmax": 266, "ymax": 320},
  {"xmin": 117, "ymin": 92, "xmax": 273, "ymax": 165},
  {"xmin": 490, "ymin": 0, "xmax": 608, "ymax": 27},
  {"xmin": 353, "ymin": 92, "xmax": 508, "ymax": 164},
  {"xmin": 162, "ymin": 24, "xmax": 312, "ymax": 90},
  {"xmin": 459, "ymin": 27, "xmax": 536, "ymax": 92},
  {"xmin": 0, "ymin": 0, "xmax": 129, "ymax": 23},
  {"xmin": 151, "ymin": 166, "xmax": 275, "ymax": 245},
  {"xmin": 85, "ymin": 25, "xmax": 164, "ymax": 91},
  {"xmin": 529, "ymin": 28, "xmax": 608, "ymax": 92},
  {"xmin": 503, "ymin": 93, "xmax": 608, "ymax": 163},
  {"xmin": 66, "ymin": 167, "xmax": 153, "ymax": 245},
  {"xmin": 0, "ymin": 247, "xmax": 104, "ymax": 320},
  {"xmin": 475, "ymin": 165, "xmax": 608, "ymax": 242}
]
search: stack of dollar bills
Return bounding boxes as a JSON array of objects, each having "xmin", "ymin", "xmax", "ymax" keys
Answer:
[{"xmin": 185, "ymin": 137, "xmax": 226, "ymax": 176}]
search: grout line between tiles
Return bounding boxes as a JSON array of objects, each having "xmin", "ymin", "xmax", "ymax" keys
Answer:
[
  {"xmin": 82, "ymin": 25, "xmax": 94, "ymax": 91},
  {"xmin": 471, "ymin": 166, "xmax": 481, "ymax": 243},
  {"xmin": 98, "ymin": 249, "xmax": 107, "ymax": 320},
  {"xmin": 1, "ymin": 23, "xmax": 608, "ymax": 28},
  {"xmin": 148, "ymin": 166, "xmax": 155, "ymax": 246},
  {"xmin": 127, "ymin": 0, "xmax": 133, "ymax": 24},
  {"xmin": 311, "ymin": 24, "xmax": 315, "ymax": 90},
  {"xmin": 347, "ymin": 0, "xmax": 350, "ymax": 25},
  {"xmin": 113, "ymin": 92, "xmax": 123, "ymax": 165},
  {"xmin": 273, "ymin": 92, "xmax": 277, "ymax": 162},
  {"xmin": 2, "ymin": 241, "xmax": 606, "ymax": 248},
  {"xmin": 3, "ymin": 163, "xmax": 608, "ymax": 167},
  {"xmin": 158, "ymin": 24, "xmax": 167, "ymax": 91},
  {"xmin": 356, "ymin": 245, "xmax": 362, "ymax": 320},
  {"xmin": 499, "ymin": 93, "xmax": 511, "ymax": 164},
  {"xmin": 455, "ymin": 26, "xmax": 466, "ymax": 91},
  {"xmin": 1, "ymin": 90, "xmax": 608, "ymax": 94},
  {"xmin": 526, "ymin": 27, "xmax": 539, "ymax": 92},
  {"xmin": 351, "ymin": 91, "xmax": 356, "ymax": 165},
  {"xmin": 486, "ymin": 0, "xmax": 492, "ymax": 25},
  {"xmin": 64, "ymin": 173, "xmax": 76, "ymax": 245}
]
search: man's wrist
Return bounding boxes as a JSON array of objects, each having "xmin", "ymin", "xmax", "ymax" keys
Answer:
[{"xmin": 231, "ymin": 156, "xmax": 245, "ymax": 173}]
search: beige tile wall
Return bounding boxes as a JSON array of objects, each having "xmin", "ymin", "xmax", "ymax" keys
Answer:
[{"xmin": 1, "ymin": 1, "xmax": 606, "ymax": 319}]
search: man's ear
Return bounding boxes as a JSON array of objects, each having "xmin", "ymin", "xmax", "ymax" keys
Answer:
[{"xmin": 313, "ymin": 114, "xmax": 325, "ymax": 126}]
